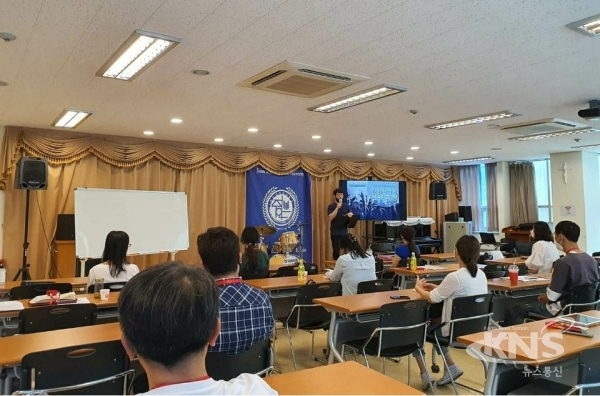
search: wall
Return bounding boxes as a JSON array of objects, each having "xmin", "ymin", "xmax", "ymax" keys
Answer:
[
  {"xmin": 582, "ymin": 151, "xmax": 600, "ymax": 252},
  {"xmin": 0, "ymin": 125, "xmax": 4, "ymax": 259},
  {"xmin": 496, "ymin": 161, "xmax": 511, "ymax": 231}
]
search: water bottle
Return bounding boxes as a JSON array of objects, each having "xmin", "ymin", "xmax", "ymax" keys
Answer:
[
  {"xmin": 410, "ymin": 252, "xmax": 417, "ymax": 271},
  {"xmin": 0, "ymin": 261, "xmax": 6, "ymax": 283},
  {"xmin": 297, "ymin": 261, "xmax": 305, "ymax": 282}
]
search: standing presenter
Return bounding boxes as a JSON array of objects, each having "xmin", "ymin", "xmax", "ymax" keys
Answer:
[{"xmin": 327, "ymin": 188, "xmax": 353, "ymax": 259}]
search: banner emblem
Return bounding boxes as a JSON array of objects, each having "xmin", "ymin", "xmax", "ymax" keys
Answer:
[{"xmin": 263, "ymin": 187, "xmax": 299, "ymax": 228}]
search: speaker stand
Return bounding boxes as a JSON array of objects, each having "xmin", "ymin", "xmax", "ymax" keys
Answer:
[{"xmin": 14, "ymin": 189, "xmax": 32, "ymax": 281}]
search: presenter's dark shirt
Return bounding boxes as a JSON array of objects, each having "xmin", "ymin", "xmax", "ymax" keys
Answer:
[{"xmin": 328, "ymin": 202, "xmax": 350, "ymax": 236}]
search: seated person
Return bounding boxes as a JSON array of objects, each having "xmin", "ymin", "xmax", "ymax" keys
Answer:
[
  {"xmin": 390, "ymin": 226, "xmax": 421, "ymax": 269},
  {"xmin": 118, "ymin": 261, "xmax": 277, "ymax": 394},
  {"xmin": 239, "ymin": 227, "xmax": 270, "ymax": 280},
  {"xmin": 413, "ymin": 235, "xmax": 488, "ymax": 390},
  {"xmin": 197, "ymin": 227, "xmax": 274, "ymax": 355},
  {"xmin": 504, "ymin": 221, "xmax": 599, "ymax": 326},
  {"xmin": 525, "ymin": 221, "xmax": 560, "ymax": 274},
  {"xmin": 87, "ymin": 230, "xmax": 139, "ymax": 287},
  {"xmin": 325, "ymin": 234, "xmax": 376, "ymax": 295}
]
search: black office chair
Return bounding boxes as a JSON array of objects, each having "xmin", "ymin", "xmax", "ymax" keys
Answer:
[
  {"xmin": 306, "ymin": 263, "xmax": 318, "ymax": 275},
  {"xmin": 375, "ymin": 257, "xmax": 385, "ymax": 279},
  {"xmin": 18, "ymin": 340, "xmax": 134, "ymax": 395},
  {"xmin": 86, "ymin": 282, "xmax": 127, "ymax": 293},
  {"xmin": 341, "ymin": 300, "xmax": 432, "ymax": 388},
  {"xmin": 507, "ymin": 346, "xmax": 600, "ymax": 395},
  {"xmin": 357, "ymin": 279, "xmax": 395, "ymax": 294},
  {"xmin": 276, "ymin": 282, "xmax": 342, "ymax": 370},
  {"xmin": 483, "ymin": 264, "xmax": 507, "ymax": 279},
  {"xmin": 10, "ymin": 283, "xmax": 73, "ymax": 300},
  {"xmin": 18, "ymin": 303, "xmax": 97, "ymax": 334},
  {"xmin": 515, "ymin": 241, "xmax": 535, "ymax": 256},
  {"xmin": 527, "ymin": 283, "xmax": 600, "ymax": 321},
  {"xmin": 206, "ymin": 337, "xmax": 274, "ymax": 380},
  {"xmin": 428, "ymin": 294, "xmax": 493, "ymax": 395},
  {"xmin": 371, "ymin": 243, "xmax": 395, "ymax": 254},
  {"xmin": 275, "ymin": 265, "xmax": 298, "ymax": 277}
]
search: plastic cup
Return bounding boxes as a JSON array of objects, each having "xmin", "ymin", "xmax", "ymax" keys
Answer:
[
  {"xmin": 508, "ymin": 268, "xmax": 519, "ymax": 285},
  {"xmin": 100, "ymin": 289, "xmax": 110, "ymax": 301}
]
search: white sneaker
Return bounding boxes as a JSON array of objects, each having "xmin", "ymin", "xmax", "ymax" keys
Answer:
[
  {"xmin": 421, "ymin": 372, "xmax": 435, "ymax": 391},
  {"xmin": 437, "ymin": 365, "xmax": 463, "ymax": 386}
]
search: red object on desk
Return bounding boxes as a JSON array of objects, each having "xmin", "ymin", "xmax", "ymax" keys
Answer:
[{"xmin": 545, "ymin": 319, "xmax": 585, "ymax": 332}]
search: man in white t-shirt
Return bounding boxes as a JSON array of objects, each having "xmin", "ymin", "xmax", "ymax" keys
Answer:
[{"xmin": 118, "ymin": 261, "xmax": 277, "ymax": 395}]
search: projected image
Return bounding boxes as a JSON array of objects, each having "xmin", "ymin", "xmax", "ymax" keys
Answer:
[{"xmin": 345, "ymin": 180, "xmax": 402, "ymax": 221}]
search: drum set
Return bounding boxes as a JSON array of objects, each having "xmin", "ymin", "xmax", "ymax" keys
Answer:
[{"xmin": 255, "ymin": 224, "xmax": 308, "ymax": 267}]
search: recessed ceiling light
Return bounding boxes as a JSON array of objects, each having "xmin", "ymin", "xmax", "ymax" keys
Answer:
[
  {"xmin": 171, "ymin": 118, "xmax": 182, "ymax": 123},
  {"xmin": 192, "ymin": 69, "xmax": 210, "ymax": 75},
  {"xmin": 426, "ymin": 111, "xmax": 521, "ymax": 130},
  {"xmin": 364, "ymin": 141, "xmax": 373, "ymax": 145},
  {"xmin": 367, "ymin": 153, "xmax": 375, "ymax": 157},
  {"xmin": 96, "ymin": 30, "xmax": 181, "ymax": 81},
  {"xmin": 0, "ymin": 80, "xmax": 8, "ymax": 87},
  {"xmin": 308, "ymin": 84, "xmax": 408, "ymax": 113},
  {"xmin": 273, "ymin": 144, "xmax": 282, "ymax": 148},
  {"xmin": 406, "ymin": 157, "xmax": 414, "ymax": 160},
  {"xmin": 450, "ymin": 151, "xmax": 459, "ymax": 154},
  {"xmin": 52, "ymin": 109, "xmax": 93, "ymax": 128},
  {"xmin": 214, "ymin": 138, "xmax": 224, "ymax": 142},
  {"xmin": 444, "ymin": 156, "xmax": 494, "ymax": 164},
  {"xmin": 248, "ymin": 127, "xmax": 259, "ymax": 133},
  {"xmin": 312, "ymin": 135, "xmax": 321, "ymax": 139},
  {"xmin": 567, "ymin": 13, "xmax": 600, "ymax": 37},
  {"xmin": 324, "ymin": 149, "xmax": 332, "ymax": 153},
  {"xmin": 508, "ymin": 127, "xmax": 600, "ymax": 141},
  {"xmin": 410, "ymin": 146, "xmax": 419, "ymax": 150},
  {"xmin": 143, "ymin": 130, "xmax": 154, "ymax": 136}
]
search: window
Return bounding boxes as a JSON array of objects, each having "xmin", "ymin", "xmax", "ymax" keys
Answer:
[
  {"xmin": 533, "ymin": 159, "xmax": 552, "ymax": 224},
  {"xmin": 479, "ymin": 164, "xmax": 488, "ymax": 231}
]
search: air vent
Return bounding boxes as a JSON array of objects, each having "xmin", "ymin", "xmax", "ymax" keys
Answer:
[
  {"xmin": 237, "ymin": 61, "xmax": 369, "ymax": 98},
  {"xmin": 501, "ymin": 118, "xmax": 586, "ymax": 135}
]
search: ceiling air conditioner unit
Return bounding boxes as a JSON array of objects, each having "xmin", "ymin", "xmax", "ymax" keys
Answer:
[
  {"xmin": 237, "ymin": 61, "xmax": 370, "ymax": 98},
  {"xmin": 500, "ymin": 118, "xmax": 587, "ymax": 135}
]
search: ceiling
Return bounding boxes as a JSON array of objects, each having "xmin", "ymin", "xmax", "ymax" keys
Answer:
[{"xmin": 1, "ymin": 0, "xmax": 600, "ymax": 165}]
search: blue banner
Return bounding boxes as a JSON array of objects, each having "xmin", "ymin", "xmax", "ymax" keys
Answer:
[{"xmin": 246, "ymin": 166, "xmax": 312, "ymax": 263}]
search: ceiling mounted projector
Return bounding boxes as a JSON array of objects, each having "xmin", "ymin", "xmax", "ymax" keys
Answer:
[{"xmin": 578, "ymin": 100, "xmax": 600, "ymax": 120}]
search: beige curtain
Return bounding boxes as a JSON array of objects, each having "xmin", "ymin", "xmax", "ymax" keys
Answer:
[
  {"xmin": 485, "ymin": 163, "xmax": 499, "ymax": 231},
  {"xmin": 458, "ymin": 165, "xmax": 482, "ymax": 230},
  {"xmin": 509, "ymin": 162, "xmax": 538, "ymax": 226},
  {"xmin": 1, "ymin": 126, "xmax": 462, "ymax": 277}
]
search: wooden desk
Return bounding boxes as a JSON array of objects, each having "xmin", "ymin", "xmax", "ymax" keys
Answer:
[
  {"xmin": 314, "ymin": 289, "xmax": 423, "ymax": 364},
  {"xmin": 244, "ymin": 275, "xmax": 331, "ymax": 299},
  {"xmin": 323, "ymin": 259, "xmax": 392, "ymax": 268},
  {"xmin": 0, "ymin": 277, "xmax": 88, "ymax": 295},
  {"xmin": 457, "ymin": 310, "xmax": 600, "ymax": 395},
  {"xmin": 594, "ymin": 256, "xmax": 600, "ymax": 263},
  {"xmin": 502, "ymin": 226, "xmax": 531, "ymax": 242},
  {"xmin": 389, "ymin": 264, "xmax": 459, "ymax": 289},
  {"xmin": 264, "ymin": 361, "xmax": 424, "ymax": 395},
  {"xmin": 487, "ymin": 273, "xmax": 550, "ymax": 293},
  {"xmin": 0, "ymin": 322, "xmax": 121, "ymax": 367},
  {"xmin": 421, "ymin": 252, "xmax": 456, "ymax": 263},
  {"xmin": 0, "ymin": 292, "xmax": 119, "ymax": 319},
  {"xmin": 485, "ymin": 257, "xmax": 527, "ymax": 266}
]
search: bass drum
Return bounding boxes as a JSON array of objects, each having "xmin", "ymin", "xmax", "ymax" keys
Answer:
[{"xmin": 269, "ymin": 254, "xmax": 299, "ymax": 266}]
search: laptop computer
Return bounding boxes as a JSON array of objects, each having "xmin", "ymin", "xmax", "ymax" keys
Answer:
[{"xmin": 480, "ymin": 232, "xmax": 498, "ymax": 245}]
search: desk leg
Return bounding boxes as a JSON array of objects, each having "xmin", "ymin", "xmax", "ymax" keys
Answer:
[
  {"xmin": 484, "ymin": 360, "xmax": 497, "ymax": 395},
  {"xmin": 327, "ymin": 311, "xmax": 344, "ymax": 364},
  {"xmin": 399, "ymin": 275, "xmax": 407, "ymax": 290}
]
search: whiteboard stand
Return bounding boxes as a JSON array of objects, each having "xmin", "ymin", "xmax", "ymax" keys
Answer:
[
  {"xmin": 169, "ymin": 251, "xmax": 178, "ymax": 261},
  {"xmin": 78, "ymin": 257, "xmax": 88, "ymax": 278}
]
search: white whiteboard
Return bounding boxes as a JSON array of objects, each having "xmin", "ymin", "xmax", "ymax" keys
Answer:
[{"xmin": 74, "ymin": 188, "xmax": 189, "ymax": 258}]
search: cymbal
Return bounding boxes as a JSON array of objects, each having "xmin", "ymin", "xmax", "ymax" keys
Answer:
[{"xmin": 255, "ymin": 225, "xmax": 276, "ymax": 236}]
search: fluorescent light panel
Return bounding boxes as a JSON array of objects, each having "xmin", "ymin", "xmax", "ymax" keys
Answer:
[
  {"xmin": 567, "ymin": 14, "xmax": 600, "ymax": 37},
  {"xmin": 308, "ymin": 84, "xmax": 407, "ymax": 113},
  {"xmin": 97, "ymin": 30, "xmax": 181, "ymax": 81},
  {"xmin": 52, "ymin": 109, "xmax": 92, "ymax": 128},
  {"xmin": 444, "ymin": 156, "xmax": 493, "ymax": 164},
  {"xmin": 426, "ymin": 111, "xmax": 521, "ymax": 130},
  {"xmin": 571, "ymin": 143, "xmax": 600, "ymax": 149},
  {"xmin": 508, "ymin": 127, "xmax": 600, "ymax": 141}
]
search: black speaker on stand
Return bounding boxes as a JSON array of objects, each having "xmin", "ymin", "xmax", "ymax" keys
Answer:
[
  {"xmin": 14, "ymin": 156, "xmax": 48, "ymax": 281},
  {"xmin": 429, "ymin": 181, "xmax": 447, "ymax": 239}
]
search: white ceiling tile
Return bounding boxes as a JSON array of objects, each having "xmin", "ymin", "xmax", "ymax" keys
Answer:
[
  {"xmin": 235, "ymin": 8, "xmax": 310, "ymax": 47},
  {"xmin": 212, "ymin": 0, "xmax": 286, "ymax": 22}
]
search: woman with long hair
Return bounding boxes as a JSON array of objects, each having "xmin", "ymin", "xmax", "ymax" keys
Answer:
[
  {"xmin": 239, "ymin": 226, "xmax": 270, "ymax": 280},
  {"xmin": 325, "ymin": 233, "xmax": 376, "ymax": 295},
  {"xmin": 87, "ymin": 231, "xmax": 139, "ymax": 287},
  {"xmin": 525, "ymin": 221, "xmax": 560, "ymax": 274},
  {"xmin": 391, "ymin": 226, "xmax": 420, "ymax": 268},
  {"xmin": 412, "ymin": 235, "xmax": 488, "ymax": 390}
]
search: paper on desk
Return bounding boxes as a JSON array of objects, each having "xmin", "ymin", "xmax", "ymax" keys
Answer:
[
  {"xmin": 77, "ymin": 297, "xmax": 90, "ymax": 304},
  {"xmin": 0, "ymin": 301, "xmax": 24, "ymax": 311},
  {"xmin": 417, "ymin": 265, "xmax": 447, "ymax": 270},
  {"xmin": 500, "ymin": 276, "xmax": 545, "ymax": 282}
]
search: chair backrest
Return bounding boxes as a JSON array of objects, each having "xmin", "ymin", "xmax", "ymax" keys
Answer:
[
  {"xmin": 10, "ymin": 283, "xmax": 73, "ymax": 300},
  {"xmin": 564, "ymin": 283, "xmax": 599, "ymax": 314},
  {"xmin": 20, "ymin": 281, "xmax": 55, "ymax": 287},
  {"xmin": 306, "ymin": 263, "xmax": 318, "ymax": 275},
  {"xmin": 449, "ymin": 294, "xmax": 493, "ymax": 342},
  {"xmin": 515, "ymin": 241, "xmax": 534, "ymax": 255},
  {"xmin": 206, "ymin": 337, "xmax": 272, "ymax": 381},
  {"xmin": 20, "ymin": 340, "xmax": 130, "ymax": 394},
  {"xmin": 578, "ymin": 347, "xmax": 600, "ymax": 395},
  {"xmin": 357, "ymin": 279, "xmax": 395, "ymax": 294},
  {"xmin": 375, "ymin": 257, "xmax": 384, "ymax": 273},
  {"xmin": 378, "ymin": 300, "xmax": 429, "ymax": 352},
  {"xmin": 86, "ymin": 281, "xmax": 127, "ymax": 293},
  {"xmin": 18, "ymin": 303, "xmax": 97, "ymax": 334},
  {"xmin": 276, "ymin": 265, "xmax": 298, "ymax": 277},
  {"xmin": 288, "ymin": 283, "xmax": 342, "ymax": 329},
  {"xmin": 483, "ymin": 264, "xmax": 506, "ymax": 279},
  {"xmin": 371, "ymin": 243, "xmax": 394, "ymax": 253}
]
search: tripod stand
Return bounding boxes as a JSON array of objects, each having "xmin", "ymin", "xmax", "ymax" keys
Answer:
[
  {"xmin": 295, "ymin": 222, "xmax": 311, "ymax": 262},
  {"xmin": 14, "ymin": 189, "xmax": 32, "ymax": 281}
]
